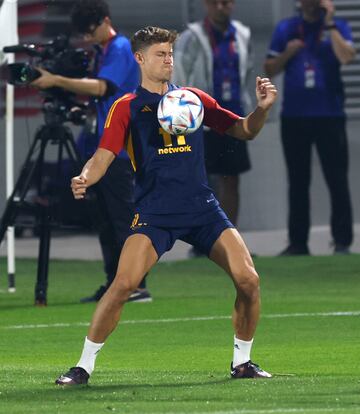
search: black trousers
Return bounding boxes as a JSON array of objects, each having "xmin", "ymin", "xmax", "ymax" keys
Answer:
[
  {"xmin": 96, "ymin": 157, "xmax": 146, "ymax": 289},
  {"xmin": 281, "ymin": 117, "xmax": 353, "ymax": 247}
]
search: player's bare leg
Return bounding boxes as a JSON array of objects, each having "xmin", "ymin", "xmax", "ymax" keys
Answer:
[
  {"xmin": 56, "ymin": 234, "xmax": 158, "ymax": 385},
  {"xmin": 88, "ymin": 233, "xmax": 158, "ymax": 342},
  {"xmin": 209, "ymin": 228, "xmax": 271, "ymax": 378},
  {"xmin": 210, "ymin": 228, "xmax": 259, "ymax": 340}
]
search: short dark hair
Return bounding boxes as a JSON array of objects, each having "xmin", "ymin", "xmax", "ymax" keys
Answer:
[
  {"xmin": 71, "ymin": 0, "xmax": 110, "ymax": 34},
  {"xmin": 131, "ymin": 26, "xmax": 178, "ymax": 53}
]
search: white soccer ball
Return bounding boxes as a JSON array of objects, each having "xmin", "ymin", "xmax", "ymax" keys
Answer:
[{"xmin": 157, "ymin": 89, "xmax": 204, "ymax": 135}]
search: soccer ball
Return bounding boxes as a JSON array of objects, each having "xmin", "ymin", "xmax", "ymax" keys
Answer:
[{"xmin": 157, "ymin": 89, "xmax": 204, "ymax": 135}]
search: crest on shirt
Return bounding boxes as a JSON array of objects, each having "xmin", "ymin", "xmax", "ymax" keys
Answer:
[{"xmin": 131, "ymin": 213, "xmax": 148, "ymax": 229}]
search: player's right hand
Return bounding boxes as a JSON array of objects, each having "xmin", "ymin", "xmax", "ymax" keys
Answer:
[{"xmin": 71, "ymin": 175, "xmax": 87, "ymax": 199}]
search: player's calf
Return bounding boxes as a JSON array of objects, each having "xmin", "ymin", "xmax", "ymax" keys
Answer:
[{"xmin": 233, "ymin": 263, "xmax": 259, "ymax": 293}]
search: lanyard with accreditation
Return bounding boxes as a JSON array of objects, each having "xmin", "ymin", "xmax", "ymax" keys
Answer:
[
  {"xmin": 204, "ymin": 18, "xmax": 237, "ymax": 102},
  {"xmin": 298, "ymin": 22, "xmax": 325, "ymax": 89}
]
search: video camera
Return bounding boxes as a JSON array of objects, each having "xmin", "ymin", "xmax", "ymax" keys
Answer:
[
  {"xmin": 3, "ymin": 35, "xmax": 90, "ymax": 125},
  {"xmin": 3, "ymin": 34, "xmax": 89, "ymax": 85}
]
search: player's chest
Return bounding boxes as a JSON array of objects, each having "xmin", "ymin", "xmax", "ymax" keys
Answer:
[{"xmin": 131, "ymin": 105, "xmax": 199, "ymax": 157}]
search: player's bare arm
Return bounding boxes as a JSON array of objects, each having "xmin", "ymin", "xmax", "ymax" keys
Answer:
[
  {"xmin": 226, "ymin": 77, "xmax": 277, "ymax": 141},
  {"xmin": 71, "ymin": 148, "xmax": 115, "ymax": 199}
]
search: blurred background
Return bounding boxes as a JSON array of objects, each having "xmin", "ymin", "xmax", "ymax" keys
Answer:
[{"xmin": 0, "ymin": 0, "xmax": 359, "ymax": 235}]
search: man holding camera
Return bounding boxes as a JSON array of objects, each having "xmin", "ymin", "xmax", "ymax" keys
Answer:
[
  {"xmin": 264, "ymin": 0, "xmax": 356, "ymax": 256},
  {"xmin": 31, "ymin": 0, "xmax": 151, "ymax": 302}
]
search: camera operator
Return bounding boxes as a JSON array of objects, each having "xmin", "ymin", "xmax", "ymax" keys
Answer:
[{"xmin": 31, "ymin": 0, "xmax": 152, "ymax": 303}]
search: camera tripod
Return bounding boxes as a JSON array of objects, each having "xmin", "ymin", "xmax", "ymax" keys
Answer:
[{"xmin": 0, "ymin": 119, "xmax": 105, "ymax": 305}]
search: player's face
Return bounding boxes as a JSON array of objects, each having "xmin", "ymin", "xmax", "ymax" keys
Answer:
[
  {"xmin": 138, "ymin": 42, "xmax": 174, "ymax": 83},
  {"xmin": 205, "ymin": 0, "xmax": 235, "ymax": 26}
]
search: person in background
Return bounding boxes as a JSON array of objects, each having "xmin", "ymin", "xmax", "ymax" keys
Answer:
[
  {"xmin": 31, "ymin": 0, "xmax": 152, "ymax": 302},
  {"xmin": 173, "ymin": 0, "xmax": 253, "ymax": 242},
  {"xmin": 264, "ymin": 0, "xmax": 356, "ymax": 256}
]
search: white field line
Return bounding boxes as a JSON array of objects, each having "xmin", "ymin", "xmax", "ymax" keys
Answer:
[
  {"xmin": 152, "ymin": 409, "xmax": 359, "ymax": 414},
  {"xmin": 1, "ymin": 310, "xmax": 359, "ymax": 330},
  {"xmin": 153, "ymin": 409, "xmax": 359, "ymax": 414}
]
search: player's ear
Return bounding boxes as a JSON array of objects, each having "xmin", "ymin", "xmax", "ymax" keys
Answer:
[{"xmin": 134, "ymin": 51, "xmax": 144, "ymax": 65}]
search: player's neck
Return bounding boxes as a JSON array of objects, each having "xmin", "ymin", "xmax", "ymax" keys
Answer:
[{"xmin": 141, "ymin": 79, "xmax": 169, "ymax": 95}]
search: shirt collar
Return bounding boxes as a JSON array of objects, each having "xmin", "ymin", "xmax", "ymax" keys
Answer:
[{"xmin": 136, "ymin": 83, "xmax": 173, "ymax": 96}]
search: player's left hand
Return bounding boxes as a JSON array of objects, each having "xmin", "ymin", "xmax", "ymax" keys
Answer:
[
  {"xmin": 320, "ymin": 0, "xmax": 335, "ymax": 25},
  {"xmin": 256, "ymin": 77, "xmax": 278, "ymax": 111},
  {"xmin": 31, "ymin": 67, "xmax": 57, "ymax": 89}
]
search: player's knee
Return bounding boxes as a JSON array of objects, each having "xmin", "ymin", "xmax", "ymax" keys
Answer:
[
  {"xmin": 233, "ymin": 266, "xmax": 260, "ymax": 299},
  {"xmin": 109, "ymin": 274, "xmax": 138, "ymax": 303}
]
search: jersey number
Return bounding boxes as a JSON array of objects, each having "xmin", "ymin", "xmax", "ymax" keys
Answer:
[{"xmin": 159, "ymin": 129, "xmax": 186, "ymax": 147}]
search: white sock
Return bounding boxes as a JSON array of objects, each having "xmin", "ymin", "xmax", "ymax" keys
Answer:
[
  {"xmin": 76, "ymin": 336, "xmax": 104, "ymax": 375},
  {"xmin": 233, "ymin": 336, "xmax": 253, "ymax": 367}
]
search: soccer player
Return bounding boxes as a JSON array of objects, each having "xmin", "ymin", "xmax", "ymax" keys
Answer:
[{"xmin": 56, "ymin": 26, "xmax": 277, "ymax": 385}]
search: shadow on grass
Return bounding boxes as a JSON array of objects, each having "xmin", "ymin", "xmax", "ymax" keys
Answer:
[
  {"xmin": 1, "ymin": 377, "xmax": 232, "ymax": 403},
  {"xmin": 3, "ymin": 379, "xmax": 359, "ymax": 411},
  {"xmin": 0, "ymin": 300, "xmax": 92, "ymax": 312}
]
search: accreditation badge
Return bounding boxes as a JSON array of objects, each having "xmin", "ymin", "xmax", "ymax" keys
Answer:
[
  {"xmin": 221, "ymin": 79, "xmax": 232, "ymax": 101},
  {"xmin": 304, "ymin": 62, "xmax": 315, "ymax": 89}
]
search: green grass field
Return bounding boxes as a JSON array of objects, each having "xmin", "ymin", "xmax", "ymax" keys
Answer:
[{"xmin": 0, "ymin": 255, "xmax": 359, "ymax": 414}]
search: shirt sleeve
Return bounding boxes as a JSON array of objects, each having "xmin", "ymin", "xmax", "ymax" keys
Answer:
[
  {"xmin": 184, "ymin": 87, "xmax": 240, "ymax": 134},
  {"xmin": 267, "ymin": 21, "xmax": 288, "ymax": 57},
  {"xmin": 97, "ymin": 37, "xmax": 139, "ymax": 91},
  {"xmin": 98, "ymin": 94, "xmax": 133, "ymax": 155},
  {"xmin": 336, "ymin": 19, "xmax": 353, "ymax": 44}
]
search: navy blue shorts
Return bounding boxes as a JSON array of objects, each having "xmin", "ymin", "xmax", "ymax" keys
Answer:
[{"xmin": 130, "ymin": 213, "xmax": 234, "ymax": 259}]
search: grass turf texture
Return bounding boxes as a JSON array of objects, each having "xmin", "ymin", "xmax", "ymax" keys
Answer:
[{"xmin": 0, "ymin": 255, "xmax": 359, "ymax": 414}]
